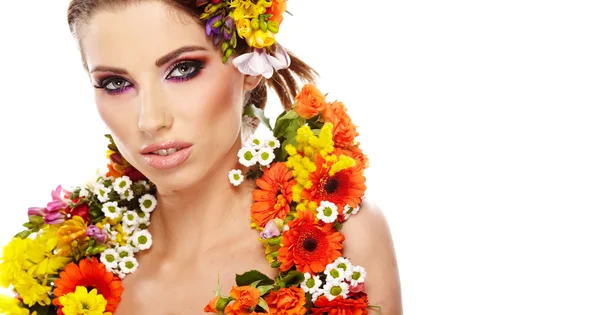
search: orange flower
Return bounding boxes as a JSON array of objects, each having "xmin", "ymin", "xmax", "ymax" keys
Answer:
[
  {"xmin": 333, "ymin": 146, "xmax": 369, "ymax": 171},
  {"xmin": 301, "ymin": 154, "xmax": 367, "ymax": 213},
  {"xmin": 278, "ymin": 210, "xmax": 344, "ymax": 274},
  {"xmin": 230, "ymin": 286, "xmax": 261, "ymax": 311},
  {"xmin": 52, "ymin": 257, "xmax": 124, "ymax": 315},
  {"xmin": 322, "ymin": 101, "xmax": 358, "ymax": 148},
  {"xmin": 264, "ymin": 287, "xmax": 307, "ymax": 315},
  {"xmin": 311, "ymin": 294, "xmax": 369, "ymax": 315},
  {"xmin": 266, "ymin": 0, "xmax": 287, "ymax": 24},
  {"xmin": 252, "ymin": 162, "xmax": 296, "ymax": 228},
  {"xmin": 204, "ymin": 296, "xmax": 219, "ymax": 313},
  {"xmin": 294, "ymin": 84, "xmax": 327, "ymax": 119}
]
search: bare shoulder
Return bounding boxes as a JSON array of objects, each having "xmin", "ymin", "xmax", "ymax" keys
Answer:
[{"xmin": 343, "ymin": 198, "xmax": 403, "ymax": 314}]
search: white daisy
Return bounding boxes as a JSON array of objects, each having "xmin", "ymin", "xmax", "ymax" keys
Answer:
[
  {"xmin": 256, "ymin": 147, "xmax": 275, "ymax": 166},
  {"xmin": 316, "ymin": 201, "xmax": 338, "ymax": 223},
  {"xmin": 311, "ymin": 289, "xmax": 324, "ymax": 302},
  {"xmin": 323, "ymin": 281, "xmax": 349, "ymax": 301},
  {"xmin": 118, "ymin": 257, "xmax": 139, "ymax": 274},
  {"xmin": 121, "ymin": 224, "xmax": 138, "ymax": 236},
  {"xmin": 117, "ymin": 270, "xmax": 127, "ymax": 279},
  {"xmin": 102, "ymin": 202, "xmax": 122, "ymax": 220},
  {"xmin": 94, "ymin": 184, "xmax": 112, "ymax": 203},
  {"xmin": 350, "ymin": 265, "xmax": 367, "ymax": 287},
  {"xmin": 343, "ymin": 204, "xmax": 361, "ymax": 220},
  {"xmin": 237, "ymin": 147, "xmax": 257, "ymax": 167},
  {"xmin": 113, "ymin": 176, "xmax": 132, "ymax": 194},
  {"xmin": 116, "ymin": 246, "xmax": 135, "ymax": 259},
  {"xmin": 120, "ymin": 189, "xmax": 134, "ymax": 201},
  {"xmin": 131, "ymin": 230, "xmax": 153, "ymax": 251},
  {"xmin": 330, "ymin": 257, "xmax": 353, "ymax": 280},
  {"xmin": 137, "ymin": 212, "xmax": 151, "ymax": 226},
  {"xmin": 264, "ymin": 136, "xmax": 280, "ymax": 150},
  {"xmin": 100, "ymin": 248, "xmax": 119, "ymax": 270},
  {"xmin": 136, "ymin": 180, "xmax": 151, "ymax": 191},
  {"xmin": 248, "ymin": 136, "xmax": 263, "ymax": 150},
  {"xmin": 324, "ymin": 265, "xmax": 345, "ymax": 285},
  {"xmin": 300, "ymin": 272, "xmax": 323, "ymax": 294},
  {"xmin": 228, "ymin": 169, "xmax": 245, "ymax": 186},
  {"xmin": 138, "ymin": 194, "xmax": 157, "ymax": 213},
  {"xmin": 122, "ymin": 210, "xmax": 139, "ymax": 226}
]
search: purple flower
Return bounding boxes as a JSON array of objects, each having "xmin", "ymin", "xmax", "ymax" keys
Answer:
[
  {"xmin": 223, "ymin": 17, "xmax": 234, "ymax": 40},
  {"xmin": 46, "ymin": 185, "xmax": 67, "ymax": 212},
  {"xmin": 44, "ymin": 211, "xmax": 65, "ymax": 225},
  {"xmin": 260, "ymin": 219, "xmax": 282, "ymax": 239},
  {"xmin": 86, "ymin": 225, "xmax": 107, "ymax": 244},
  {"xmin": 28, "ymin": 207, "xmax": 46, "ymax": 217},
  {"xmin": 205, "ymin": 14, "xmax": 222, "ymax": 37}
]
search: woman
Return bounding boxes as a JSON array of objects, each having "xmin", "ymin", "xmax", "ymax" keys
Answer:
[{"xmin": 0, "ymin": 0, "xmax": 401, "ymax": 314}]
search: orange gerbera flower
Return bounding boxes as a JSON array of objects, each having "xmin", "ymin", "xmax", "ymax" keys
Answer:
[
  {"xmin": 252, "ymin": 162, "xmax": 296, "ymax": 228},
  {"xmin": 278, "ymin": 210, "xmax": 344, "ymax": 275},
  {"xmin": 311, "ymin": 294, "xmax": 369, "ymax": 315},
  {"xmin": 52, "ymin": 257, "xmax": 124, "ymax": 315},
  {"xmin": 293, "ymin": 84, "xmax": 327, "ymax": 119},
  {"xmin": 322, "ymin": 101, "xmax": 358, "ymax": 148},
  {"xmin": 301, "ymin": 154, "xmax": 367, "ymax": 216}
]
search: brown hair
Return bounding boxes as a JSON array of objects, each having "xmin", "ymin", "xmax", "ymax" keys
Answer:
[{"xmin": 67, "ymin": 0, "xmax": 318, "ymax": 111}]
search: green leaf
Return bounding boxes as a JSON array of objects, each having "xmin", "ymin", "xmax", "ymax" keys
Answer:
[
  {"xmin": 15, "ymin": 230, "xmax": 32, "ymax": 239},
  {"xmin": 258, "ymin": 297, "xmax": 270, "ymax": 313},
  {"xmin": 235, "ymin": 270, "xmax": 275, "ymax": 287},
  {"xmin": 23, "ymin": 222, "xmax": 35, "ymax": 229},
  {"xmin": 257, "ymin": 284, "xmax": 274, "ymax": 295},
  {"xmin": 273, "ymin": 110, "xmax": 299, "ymax": 138},
  {"xmin": 244, "ymin": 104, "xmax": 272, "ymax": 131},
  {"xmin": 281, "ymin": 271, "xmax": 305, "ymax": 287}
]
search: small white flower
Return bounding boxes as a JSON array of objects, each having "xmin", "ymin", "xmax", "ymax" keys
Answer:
[
  {"xmin": 139, "ymin": 194, "xmax": 157, "ymax": 213},
  {"xmin": 264, "ymin": 136, "xmax": 280, "ymax": 150},
  {"xmin": 324, "ymin": 266, "xmax": 346, "ymax": 285},
  {"xmin": 94, "ymin": 184, "xmax": 112, "ymax": 203},
  {"xmin": 137, "ymin": 211, "xmax": 151, "ymax": 225},
  {"xmin": 102, "ymin": 201, "xmax": 122, "ymax": 220},
  {"xmin": 323, "ymin": 281, "xmax": 349, "ymax": 301},
  {"xmin": 117, "ymin": 270, "xmax": 127, "ymax": 279},
  {"xmin": 121, "ymin": 224, "xmax": 138, "ymax": 236},
  {"xmin": 78, "ymin": 187, "xmax": 90, "ymax": 198},
  {"xmin": 118, "ymin": 257, "xmax": 139, "ymax": 274},
  {"xmin": 100, "ymin": 249, "xmax": 119, "ymax": 270},
  {"xmin": 122, "ymin": 210, "xmax": 140, "ymax": 226},
  {"xmin": 228, "ymin": 169, "xmax": 245, "ymax": 186},
  {"xmin": 256, "ymin": 147, "xmax": 275, "ymax": 166},
  {"xmin": 131, "ymin": 230, "xmax": 153, "ymax": 251},
  {"xmin": 116, "ymin": 246, "xmax": 135, "ymax": 260},
  {"xmin": 237, "ymin": 147, "xmax": 257, "ymax": 167},
  {"xmin": 316, "ymin": 201, "xmax": 338, "ymax": 223},
  {"xmin": 113, "ymin": 176, "xmax": 132, "ymax": 194},
  {"xmin": 330, "ymin": 257, "xmax": 353, "ymax": 280},
  {"xmin": 343, "ymin": 204, "xmax": 361, "ymax": 220},
  {"xmin": 248, "ymin": 136, "xmax": 263, "ymax": 150},
  {"xmin": 136, "ymin": 180, "xmax": 151, "ymax": 191},
  {"xmin": 350, "ymin": 265, "xmax": 367, "ymax": 287},
  {"xmin": 311, "ymin": 289, "xmax": 324, "ymax": 302},
  {"xmin": 120, "ymin": 189, "xmax": 134, "ymax": 201},
  {"xmin": 300, "ymin": 272, "xmax": 323, "ymax": 294}
]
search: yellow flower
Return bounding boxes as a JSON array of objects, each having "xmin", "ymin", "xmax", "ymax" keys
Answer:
[
  {"xmin": 250, "ymin": 29, "xmax": 276, "ymax": 48},
  {"xmin": 12, "ymin": 272, "xmax": 51, "ymax": 307},
  {"xmin": 0, "ymin": 238, "xmax": 28, "ymax": 288},
  {"xmin": 236, "ymin": 18, "xmax": 252, "ymax": 38},
  {"xmin": 230, "ymin": 0, "xmax": 271, "ymax": 20},
  {"xmin": 26, "ymin": 226, "xmax": 71, "ymax": 278},
  {"xmin": 58, "ymin": 216, "xmax": 88, "ymax": 245},
  {"xmin": 59, "ymin": 286, "xmax": 111, "ymax": 315},
  {"xmin": 0, "ymin": 295, "xmax": 35, "ymax": 315}
]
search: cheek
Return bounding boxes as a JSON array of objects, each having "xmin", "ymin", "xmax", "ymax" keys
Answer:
[{"xmin": 95, "ymin": 95, "xmax": 140, "ymax": 156}]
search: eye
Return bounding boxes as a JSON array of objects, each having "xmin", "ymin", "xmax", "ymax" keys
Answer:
[
  {"xmin": 166, "ymin": 60, "xmax": 204, "ymax": 81},
  {"xmin": 94, "ymin": 77, "xmax": 133, "ymax": 95}
]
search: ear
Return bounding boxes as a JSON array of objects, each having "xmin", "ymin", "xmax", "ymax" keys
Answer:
[{"xmin": 243, "ymin": 74, "xmax": 262, "ymax": 91}]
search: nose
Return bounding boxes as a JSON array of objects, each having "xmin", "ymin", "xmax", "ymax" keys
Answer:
[{"xmin": 137, "ymin": 83, "xmax": 173, "ymax": 135}]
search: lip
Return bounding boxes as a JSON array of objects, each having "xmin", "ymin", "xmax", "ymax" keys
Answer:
[{"xmin": 141, "ymin": 141, "xmax": 193, "ymax": 170}]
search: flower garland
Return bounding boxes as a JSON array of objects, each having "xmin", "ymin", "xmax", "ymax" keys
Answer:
[
  {"xmin": 0, "ymin": 83, "xmax": 380, "ymax": 314},
  {"xmin": 195, "ymin": 0, "xmax": 292, "ymax": 78}
]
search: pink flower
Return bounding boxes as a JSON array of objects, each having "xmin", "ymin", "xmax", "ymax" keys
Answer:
[
  {"xmin": 86, "ymin": 225, "xmax": 107, "ymax": 244},
  {"xmin": 232, "ymin": 43, "xmax": 290, "ymax": 79},
  {"xmin": 260, "ymin": 219, "xmax": 282, "ymax": 239}
]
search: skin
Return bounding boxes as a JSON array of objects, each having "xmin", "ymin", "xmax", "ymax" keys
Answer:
[{"xmin": 79, "ymin": 2, "xmax": 402, "ymax": 314}]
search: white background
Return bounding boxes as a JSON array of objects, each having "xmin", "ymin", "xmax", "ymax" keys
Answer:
[{"xmin": 1, "ymin": 0, "xmax": 599, "ymax": 314}]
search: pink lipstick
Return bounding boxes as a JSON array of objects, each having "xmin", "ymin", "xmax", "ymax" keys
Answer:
[{"xmin": 141, "ymin": 140, "xmax": 193, "ymax": 170}]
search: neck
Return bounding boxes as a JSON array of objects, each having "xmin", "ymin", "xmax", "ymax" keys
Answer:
[{"xmin": 147, "ymin": 137, "xmax": 257, "ymax": 259}]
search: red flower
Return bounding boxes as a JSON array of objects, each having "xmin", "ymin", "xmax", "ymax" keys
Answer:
[
  {"xmin": 52, "ymin": 257, "xmax": 124, "ymax": 315},
  {"xmin": 65, "ymin": 198, "xmax": 90, "ymax": 223},
  {"xmin": 311, "ymin": 294, "xmax": 370, "ymax": 315},
  {"xmin": 278, "ymin": 210, "xmax": 344, "ymax": 275}
]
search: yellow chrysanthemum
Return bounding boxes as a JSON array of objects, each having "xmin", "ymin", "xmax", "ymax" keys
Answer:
[
  {"xmin": 58, "ymin": 286, "xmax": 111, "ymax": 315},
  {"xmin": 0, "ymin": 295, "xmax": 35, "ymax": 315},
  {"xmin": 12, "ymin": 272, "xmax": 51, "ymax": 307},
  {"xmin": 26, "ymin": 226, "xmax": 71, "ymax": 278},
  {"xmin": 230, "ymin": 0, "xmax": 272, "ymax": 20},
  {"xmin": 0, "ymin": 238, "xmax": 28, "ymax": 288}
]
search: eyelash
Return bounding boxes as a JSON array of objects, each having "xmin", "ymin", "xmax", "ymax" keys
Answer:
[{"xmin": 93, "ymin": 60, "xmax": 205, "ymax": 95}]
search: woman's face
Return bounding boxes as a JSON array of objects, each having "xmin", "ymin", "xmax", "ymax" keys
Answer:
[{"xmin": 80, "ymin": 2, "xmax": 259, "ymax": 191}]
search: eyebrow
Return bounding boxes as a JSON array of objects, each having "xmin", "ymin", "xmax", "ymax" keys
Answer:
[{"xmin": 89, "ymin": 45, "xmax": 208, "ymax": 74}]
